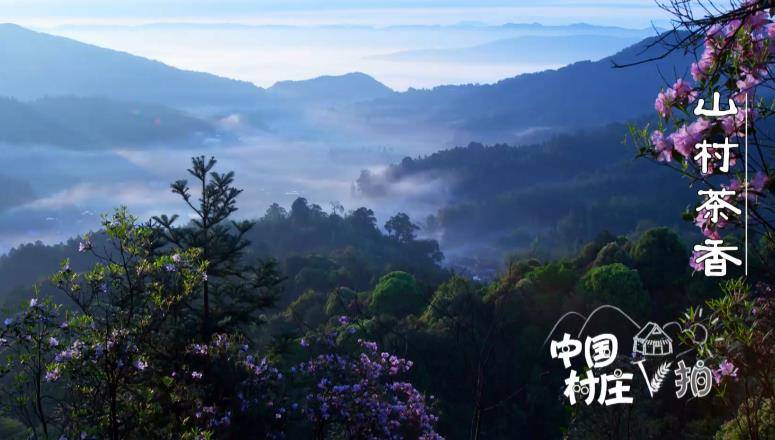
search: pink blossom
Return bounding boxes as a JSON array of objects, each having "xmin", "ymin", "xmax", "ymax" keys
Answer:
[
  {"xmin": 727, "ymin": 172, "xmax": 769, "ymax": 203},
  {"xmin": 721, "ymin": 115, "xmax": 738, "ymax": 137},
  {"xmin": 724, "ymin": 19, "xmax": 743, "ymax": 37},
  {"xmin": 695, "ymin": 211, "xmax": 716, "ymax": 238},
  {"xmin": 690, "ymin": 250, "xmax": 705, "ymax": 272},
  {"xmin": 707, "ymin": 23, "xmax": 723, "ymax": 39},
  {"xmin": 691, "ymin": 46, "xmax": 716, "ymax": 82},
  {"xmin": 670, "ymin": 120, "xmax": 710, "ymax": 159},
  {"xmin": 655, "ymin": 90, "xmax": 672, "ymax": 118},
  {"xmin": 671, "ymin": 78, "xmax": 693, "ymax": 102},
  {"xmin": 705, "ymin": 23, "xmax": 721, "ymax": 38},
  {"xmin": 702, "ymin": 227, "xmax": 721, "ymax": 240},
  {"xmin": 688, "ymin": 118, "xmax": 712, "ymax": 138},
  {"xmin": 746, "ymin": 11, "xmax": 770, "ymax": 31},
  {"xmin": 695, "ymin": 209, "xmax": 727, "ymax": 239},
  {"xmin": 736, "ymin": 73, "xmax": 762, "ymax": 95},
  {"xmin": 651, "ymin": 130, "xmax": 674, "ymax": 162},
  {"xmin": 721, "ymin": 108, "xmax": 754, "ymax": 137},
  {"xmin": 691, "ymin": 63, "xmax": 702, "ymax": 82},
  {"xmin": 699, "ymin": 49, "xmax": 715, "ymax": 70},
  {"xmin": 669, "ymin": 126, "xmax": 694, "ymax": 158}
]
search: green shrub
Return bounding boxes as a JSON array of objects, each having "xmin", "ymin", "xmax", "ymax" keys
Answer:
[{"xmin": 369, "ymin": 271, "xmax": 426, "ymax": 318}]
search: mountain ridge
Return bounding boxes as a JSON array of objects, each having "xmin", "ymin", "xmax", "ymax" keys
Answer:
[
  {"xmin": 0, "ymin": 23, "xmax": 265, "ymax": 107},
  {"xmin": 268, "ymin": 72, "xmax": 394, "ymax": 104},
  {"xmin": 376, "ymin": 34, "xmax": 642, "ymax": 65},
  {"xmin": 352, "ymin": 31, "xmax": 694, "ymax": 142}
]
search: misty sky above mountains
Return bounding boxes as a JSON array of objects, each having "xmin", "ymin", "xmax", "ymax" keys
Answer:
[{"xmin": 3, "ymin": 1, "xmax": 667, "ymax": 27}]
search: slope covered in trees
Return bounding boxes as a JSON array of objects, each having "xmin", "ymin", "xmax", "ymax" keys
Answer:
[
  {"xmin": 0, "ymin": 197, "xmax": 446, "ymax": 310},
  {"xmin": 357, "ymin": 122, "xmax": 699, "ymax": 266}
]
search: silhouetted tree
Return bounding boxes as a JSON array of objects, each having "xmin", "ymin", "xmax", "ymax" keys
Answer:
[
  {"xmin": 385, "ymin": 212, "xmax": 420, "ymax": 243},
  {"xmin": 153, "ymin": 156, "xmax": 282, "ymax": 339}
]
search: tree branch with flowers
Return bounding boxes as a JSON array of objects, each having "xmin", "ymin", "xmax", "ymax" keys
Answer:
[{"xmin": 631, "ymin": 0, "xmax": 775, "ymax": 276}]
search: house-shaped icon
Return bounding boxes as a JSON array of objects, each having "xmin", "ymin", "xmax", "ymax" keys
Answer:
[{"xmin": 632, "ymin": 322, "xmax": 673, "ymax": 356}]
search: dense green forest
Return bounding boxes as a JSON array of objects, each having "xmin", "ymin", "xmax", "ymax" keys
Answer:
[
  {"xmin": 0, "ymin": 201, "xmax": 446, "ymax": 311},
  {"xmin": 0, "ymin": 156, "xmax": 767, "ymax": 439}
]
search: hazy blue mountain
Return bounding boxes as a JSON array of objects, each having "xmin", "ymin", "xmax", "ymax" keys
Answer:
[
  {"xmin": 497, "ymin": 22, "xmax": 659, "ymax": 37},
  {"xmin": 0, "ymin": 96, "xmax": 217, "ymax": 148},
  {"xmin": 382, "ymin": 22, "xmax": 657, "ymax": 38},
  {"xmin": 56, "ymin": 22, "xmax": 657, "ymax": 38},
  {"xmin": 267, "ymin": 72, "xmax": 395, "ymax": 105},
  {"xmin": 0, "ymin": 174, "xmax": 34, "ymax": 212},
  {"xmin": 355, "ymin": 32, "xmax": 693, "ymax": 142},
  {"xmin": 376, "ymin": 35, "xmax": 641, "ymax": 64},
  {"xmin": 0, "ymin": 23, "xmax": 265, "ymax": 107}
]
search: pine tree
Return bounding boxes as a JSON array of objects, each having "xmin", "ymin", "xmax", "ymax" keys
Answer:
[{"xmin": 153, "ymin": 156, "xmax": 282, "ymax": 339}]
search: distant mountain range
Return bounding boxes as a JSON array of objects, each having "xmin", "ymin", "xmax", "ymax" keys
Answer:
[
  {"xmin": 375, "ymin": 35, "xmax": 641, "ymax": 65},
  {"xmin": 354, "ymin": 31, "xmax": 694, "ymax": 143},
  {"xmin": 52, "ymin": 21, "xmax": 659, "ymax": 37},
  {"xmin": 0, "ymin": 23, "xmax": 692, "ymax": 147},
  {"xmin": 0, "ymin": 24, "xmax": 398, "ymax": 110},
  {"xmin": 0, "ymin": 23, "xmax": 264, "ymax": 107},
  {"xmin": 496, "ymin": 22, "xmax": 659, "ymax": 37}
]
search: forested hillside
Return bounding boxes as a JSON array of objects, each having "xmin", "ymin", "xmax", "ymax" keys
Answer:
[
  {"xmin": 0, "ymin": 195, "xmax": 446, "ymax": 309},
  {"xmin": 357, "ymin": 122, "xmax": 698, "ymax": 264}
]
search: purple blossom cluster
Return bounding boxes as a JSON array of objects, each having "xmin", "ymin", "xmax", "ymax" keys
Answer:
[
  {"xmin": 293, "ymin": 338, "xmax": 442, "ymax": 439},
  {"xmin": 713, "ymin": 359, "xmax": 739, "ymax": 384},
  {"xmin": 179, "ymin": 333, "xmax": 287, "ymax": 434}
]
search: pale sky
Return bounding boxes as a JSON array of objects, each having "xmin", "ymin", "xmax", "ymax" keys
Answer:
[{"xmin": 1, "ymin": 0, "xmax": 669, "ymax": 28}]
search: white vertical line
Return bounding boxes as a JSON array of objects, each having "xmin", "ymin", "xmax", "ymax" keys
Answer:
[{"xmin": 745, "ymin": 93, "xmax": 749, "ymax": 276}]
